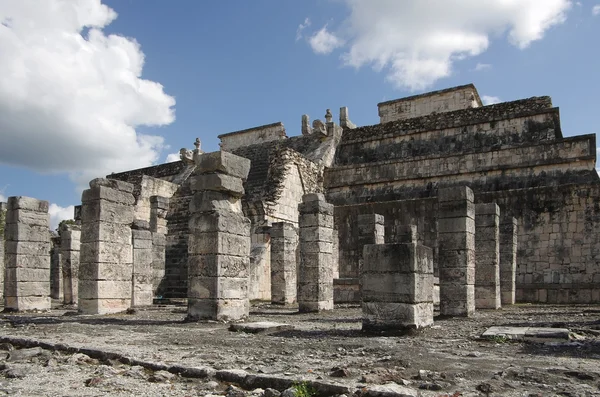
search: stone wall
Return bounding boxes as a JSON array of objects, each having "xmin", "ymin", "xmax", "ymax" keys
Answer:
[
  {"xmin": 4, "ymin": 197, "xmax": 51, "ymax": 311},
  {"xmin": 219, "ymin": 122, "xmax": 287, "ymax": 152},
  {"xmin": 0, "ymin": 202, "xmax": 5, "ymax": 302},
  {"xmin": 377, "ymin": 84, "xmax": 482, "ymax": 123}
]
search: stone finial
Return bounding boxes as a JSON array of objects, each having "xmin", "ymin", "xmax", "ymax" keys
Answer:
[
  {"xmin": 325, "ymin": 109, "xmax": 333, "ymax": 123},
  {"xmin": 301, "ymin": 115, "xmax": 312, "ymax": 136},
  {"xmin": 194, "ymin": 138, "xmax": 201, "ymax": 152},
  {"xmin": 339, "ymin": 106, "xmax": 357, "ymax": 129}
]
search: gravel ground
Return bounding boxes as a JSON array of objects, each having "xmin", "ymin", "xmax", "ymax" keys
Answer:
[{"xmin": 0, "ymin": 302, "xmax": 599, "ymax": 396}]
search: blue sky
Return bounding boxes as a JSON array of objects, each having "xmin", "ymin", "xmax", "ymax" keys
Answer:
[{"xmin": 0, "ymin": 0, "xmax": 599, "ymax": 228}]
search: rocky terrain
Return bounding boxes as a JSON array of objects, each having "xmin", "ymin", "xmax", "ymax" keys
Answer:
[{"xmin": 0, "ymin": 303, "xmax": 599, "ymax": 396}]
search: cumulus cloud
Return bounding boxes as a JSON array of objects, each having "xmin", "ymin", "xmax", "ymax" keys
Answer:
[
  {"xmin": 165, "ymin": 152, "xmax": 181, "ymax": 163},
  {"xmin": 48, "ymin": 203, "xmax": 75, "ymax": 230},
  {"xmin": 309, "ymin": 25, "xmax": 344, "ymax": 54},
  {"xmin": 307, "ymin": 0, "xmax": 571, "ymax": 90},
  {"xmin": 0, "ymin": 0, "xmax": 175, "ymax": 191},
  {"xmin": 0, "ymin": 194, "xmax": 5, "ymax": 203},
  {"xmin": 482, "ymin": 95, "xmax": 502, "ymax": 105},
  {"xmin": 593, "ymin": 5, "xmax": 600, "ymax": 15},
  {"xmin": 474, "ymin": 63, "xmax": 492, "ymax": 71},
  {"xmin": 296, "ymin": 17, "xmax": 311, "ymax": 41}
]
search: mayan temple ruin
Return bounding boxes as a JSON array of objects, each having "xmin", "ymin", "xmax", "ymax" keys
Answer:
[{"xmin": 2, "ymin": 83, "xmax": 599, "ymax": 318}]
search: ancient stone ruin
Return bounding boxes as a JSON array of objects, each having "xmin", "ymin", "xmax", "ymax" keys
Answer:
[{"xmin": 2, "ymin": 82, "xmax": 600, "ymax": 323}]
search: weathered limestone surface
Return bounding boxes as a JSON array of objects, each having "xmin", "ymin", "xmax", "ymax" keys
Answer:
[
  {"xmin": 150, "ymin": 196, "xmax": 169, "ymax": 296},
  {"xmin": 60, "ymin": 223, "xmax": 80, "ymax": 305},
  {"xmin": 187, "ymin": 151, "xmax": 252, "ymax": 321},
  {"xmin": 219, "ymin": 122, "xmax": 287, "ymax": 152},
  {"xmin": 4, "ymin": 196, "xmax": 51, "ymax": 311},
  {"xmin": 362, "ymin": 236, "xmax": 434, "ymax": 332},
  {"xmin": 500, "ymin": 215, "xmax": 518, "ymax": 305},
  {"xmin": 378, "ymin": 84, "xmax": 481, "ymax": 123},
  {"xmin": 79, "ymin": 178, "xmax": 135, "ymax": 314},
  {"xmin": 270, "ymin": 222, "xmax": 298, "ymax": 304},
  {"xmin": 132, "ymin": 221, "xmax": 153, "ymax": 306},
  {"xmin": 0, "ymin": 202, "xmax": 5, "ymax": 301},
  {"xmin": 438, "ymin": 187, "xmax": 476, "ymax": 317},
  {"xmin": 475, "ymin": 203, "xmax": 501, "ymax": 309},
  {"xmin": 298, "ymin": 193, "xmax": 334, "ymax": 312},
  {"xmin": 50, "ymin": 235, "xmax": 62, "ymax": 300}
]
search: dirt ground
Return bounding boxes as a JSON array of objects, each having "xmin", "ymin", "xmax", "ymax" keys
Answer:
[{"xmin": 0, "ymin": 302, "xmax": 599, "ymax": 397}]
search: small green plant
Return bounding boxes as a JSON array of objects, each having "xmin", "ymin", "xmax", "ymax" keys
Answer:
[
  {"xmin": 292, "ymin": 381, "xmax": 316, "ymax": 397},
  {"xmin": 489, "ymin": 335, "xmax": 511, "ymax": 344}
]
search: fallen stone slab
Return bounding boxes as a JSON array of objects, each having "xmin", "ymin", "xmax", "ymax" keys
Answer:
[
  {"xmin": 363, "ymin": 383, "xmax": 418, "ymax": 397},
  {"xmin": 481, "ymin": 326, "xmax": 570, "ymax": 342},
  {"xmin": 229, "ymin": 321, "xmax": 293, "ymax": 334}
]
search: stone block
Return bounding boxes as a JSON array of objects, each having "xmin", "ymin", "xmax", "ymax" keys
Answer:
[
  {"xmin": 298, "ymin": 300, "xmax": 334, "ymax": 312},
  {"xmin": 188, "ymin": 276, "xmax": 248, "ymax": 300},
  {"xmin": 270, "ymin": 222, "xmax": 297, "ymax": 238},
  {"xmin": 4, "ymin": 296, "xmax": 51, "ymax": 311},
  {"xmin": 440, "ymin": 284, "xmax": 475, "ymax": 317},
  {"xmin": 78, "ymin": 279, "xmax": 132, "ymax": 300},
  {"xmin": 5, "ymin": 210, "xmax": 49, "ymax": 227},
  {"xmin": 362, "ymin": 273, "xmax": 433, "ymax": 303},
  {"xmin": 4, "ymin": 281, "xmax": 50, "ymax": 297},
  {"xmin": 438, "ymin": 266, "xmax": 475, "ymax": 285},
  {"xmin": 150, "ymin": 195, "xmax": 170, "ymax": 209},
  {"xmin": 5, "ymin": 224, "xmax": 50, "ymax": 242},
  {"xmin": 4, "ymin": 267, "xmax": 50, "ymax": 283},
  {"xmin": 362, "ymin": 243, "xmax": 433, "ymax": 274},
  {"xmin": 4, "ymin": 241, "xmax": 50, "ymax": 256},
  {"xmin": 187, "ymin": 298, "xmax": 249, "ymax": 321},
  {"xmin": 89, "ymin": 178, "xmax": 134, "ymax": 193},
  {"xmin": 298, "ymin": 264, "xmax": 335, "ymax": 282},
  {"xmin": 297, "ymin": 282, "xmax": 333, "ymax": 302},
  {"xmin": 302, "ymin": 193, "xmax": 326, "ymax": 203},
  {"xmin": 299, "ymin": 252, "xmax": 333, "ymax": 269},
  {"xmin": 81, "ymin": 221, "xmax": 132, "ymax": 245},
  {"xmin": 188, "ymin": 232, "xmax": 250, "ymax": 256},
  {"xmin": 358, "ymin": 213, "xmax": 385, "ymax": 225},
  {"xmin": 395, "ymin": 224, "xmax": 418, "ymax": 243},
  {"xmin": 475, "ymin": 202, "xmax": 500, "ymax": 216},
  {"xmin": 438, "ymin": 233, "xmax": 475, "ymax": 252},
  {"xmin": 78, "ymin": 298, "xmax": 131, "ymax": 315},
  {"xmin": 189, "ymin": 211, "xmax": 251, "ymax": 236},
  {"xmin": 7, "ymin": 197, "xmax": 49, "ymax": 213},
  {"xmin": 438, "ymin": 186, "xmax": 474, "ymax": 203},
  {"xmin": 438, "ymin": 217, "xmax": 475, "ymax": 234},
  {"xmin": 80, "ymin": 241, "xmax": 133, "ymax": 264},
  {"xmin": 4, "ymin": 254, "xmax": 50, "ymax": 269},
  {"xmin": 362, "ymin": 302, "xmax": 434, "ymax": 331},
  {"xmin": 438, "ymin": 200, "xmax": 475, "ymax": 219},
  {"xmin": 131, "ymin": 219, "xmax": 150, "ymax": 230},
  {"xmin": 189, "ymin": 191, "xmax": 243, "ymax": 213},
  {"xmin": 300, "ymin": 227, "xmax": 333, "ymax": 243},
  {"xmin": 298, "ymin": 213, "xmax": 334, "ymax": 228},
  {"xmin": 190, "ymin": 173, "xmax": 245, "ymax": 196},
  {"xmin": 299, "ymin": 200, "xmax": 334, "ymax": 216},
  {"xmin": 133, "ymin": 250, "xmax": 153, "ymax": 268},
  {"xmin": 133, "ymin": 237, "xmax": 153, "ymax": 250},
  {"xmin": 188, "ymin": 254, "xmax": 249, "ymax": 278},
  {"xmin": 195, "ymin": 151, "xmax": 251, "ymax": 180},
  {"xmin": 81, "ymin": 200, "xmax": 134, "ymax": 224},
  {"xmin": 299, "ymin": 241, "xmax": 333, "ymax": 254},
  {"xmin": 79, "ymin": 261, "xmax": 133, "ymax": 281},
  {"xmin": 82, "ymin": 186, "xmax": 135, "ymax": 205}
]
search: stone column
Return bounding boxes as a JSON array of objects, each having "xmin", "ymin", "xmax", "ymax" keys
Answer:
[
  {"xmin": 500, "ymin": 215, "xmax": 518, "ymax": 305},
  {"xmin": 270, "ymin": 222, "xmax": 298, "ymax": 304},
  {"xmin": 438, "ymin": 186, "xmax": 475, "ymax": 317},
  {"xmin": 475, "ymin": 203, "xmax": 501, "ymax": 309},
  {"xmin": 187, "ymin": 151, "xmax": 251, "ymax": 321},
  {"xmin": 132, "ymin": 221, "xmax": 153, "ymax": 306},
  {"xmin": 332, "ymin": 228, "xmax": 339, "ymax": 280},
  {"xmin": 358, "ymin": 214, "xmax": 385, "ymax": 272},
  {"xmin": 79, "ymin": 178, "xmax": 135, "ymax": 315},
  {"xmin": 60, "ymin": 223, "xmax": 80, "ymax": 305},
  {"xmin": 4, "ymin": 196, "xmax": 51, "ymax": 311},
  {"xmin": 362, "ymin": 234, "xmax": 434, "ymax": 332},
  {"xmin": 0, "ymin": 202, "xmax": 7, "ymax": 302},
  {"xmin": 150, "ymin": 196, "xmax": 169, "ymax": 296},
  {"xmin": 50, "ymin": 236, "xmax": 62, "ymax": 300},
  {"xmin": 298, "ymin": 193, "xmax": 334, "ymax": 312}
]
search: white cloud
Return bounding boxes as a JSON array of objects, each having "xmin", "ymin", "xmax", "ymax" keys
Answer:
[
  {"xmin": 593, "ymin": 5, "xmax": 600, "ymax": 15},
  {"xmin": 309, "ymin": 25, "xmax": 344, "ymax": 54},
  {"xmin": 0, "ymin": 194, "xmax": 5, "ymax": 203},
  {"xmin": 48, "ymin": 203, "xmax": 75, "ymax": 230},
  {"xmin": 0, "ymin": 0, "xmax": 176, "ymax": 192},
  {"xmin": 482, "ymin": 95, "xmax": 502, "ymax": 105},
  {"xmin": 296, "ymin": 17, "xmax": 311, "ymax": 41},
  {"xmin": 310, "ymin": 0, "xmax": 571, "ymax": 90},
  {"xmin": 474, "ymin": 62, "xmax": 492, "ymax": 71},
  {"xmin": 165, "ymin": 152, "xmax": 181, "ymax": 163}
]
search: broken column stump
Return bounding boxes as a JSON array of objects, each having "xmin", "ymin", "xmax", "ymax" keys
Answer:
[
  {"xmin": 361, "ymin": 233, "xmax": 434, "ymax": 332},
  {"xmin": 475, "ymin": 203, "xmax": 501, "ymax": 309},
  {"xmin": 60, "ymin": 223, "xmax": 80, "ymax": 305},
  {"xmin": 132, "ymin": 220, "xmax": 153, "ymax": 306},
  {"xmin": 4, "ymin": 196, "xmax": 51, "ymax": 311},
  {"xmin": 500, "ymin": 215, "xmax": 518, "ymax": 305},
  {"xmin": 79, "ymin": 178, "xmax": 135, "ymax": 314},
  {"xmin": 187, "ymin": 151, "xmax": 251, "ymax": 321},
  {"xmin": 270, "ymin": 222, "xmax": 298, "ymax": 305},
  {"xmin": 298, "ymin": 193, "xmax": 334, "ymax": 312},
  {"xmin": 438, "ymin": 186, "xmax": 476, "ymax": 317},
  {"xmin": 50, "ymin": 235, "xmax": 62, "ymax": 300}
]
